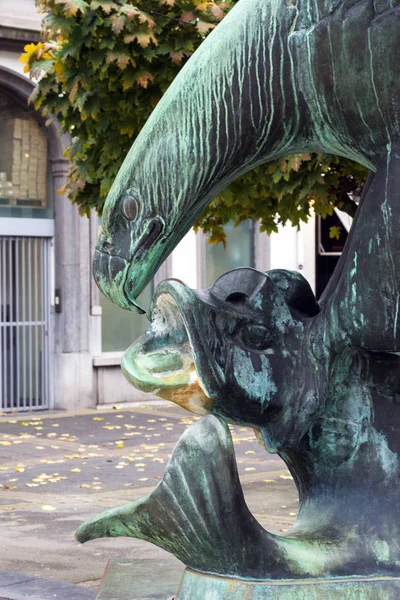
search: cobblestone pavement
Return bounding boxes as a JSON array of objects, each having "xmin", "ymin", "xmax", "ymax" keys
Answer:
[{"xmin": 0, "ymin": 402, "xmax": 298, "ymax": 592}]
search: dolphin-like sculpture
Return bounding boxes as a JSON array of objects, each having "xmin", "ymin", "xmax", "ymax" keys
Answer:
[{"xmin": 93, "ymin": 0, "xmax": 399, "ymax": 313}]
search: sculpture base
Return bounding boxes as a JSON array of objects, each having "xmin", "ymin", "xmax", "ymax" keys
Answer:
[
  {"xmin": 95, "ymin": 558, "xmax": 182, "ymax": 600},
  {"xmin": 176, "ymin": 569, "xmax": 400, "ymax": 600}
]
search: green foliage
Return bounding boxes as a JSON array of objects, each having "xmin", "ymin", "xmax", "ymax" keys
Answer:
[
  {"xmin": 194, "ymin": 153, "xmax": 368, "ymax": 245},
  {"xmin": 23, "ymin": 0, "xmax": 233, "ymax": 215},
  {"xmin": 23, "ymin": 0, "xmax": 369, "ymax": 240}
]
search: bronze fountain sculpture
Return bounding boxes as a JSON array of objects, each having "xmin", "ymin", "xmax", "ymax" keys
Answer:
[{"xmin": 76, "ymin": 0, "xmax": 400, "ymax": 597}]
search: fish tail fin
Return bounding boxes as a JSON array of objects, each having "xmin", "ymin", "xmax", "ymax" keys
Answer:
[{"xmin": 76, "ymin": 415, "xmax": 283, "ymax": 576}]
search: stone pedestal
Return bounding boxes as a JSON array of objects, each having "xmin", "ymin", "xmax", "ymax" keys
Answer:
[
  {"xmin": 176, "ymin": 569, "xmax": 400, "ymax": 600},
  {"xmin": 96, "ymin": 560, "xmax": 400, "ymax": 600},
  {"xmin": 95, "ymin": 558, "xmax": 182, "ymax": 600}
]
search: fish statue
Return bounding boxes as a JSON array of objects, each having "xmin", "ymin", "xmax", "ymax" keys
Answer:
[
  {"xmin": 77, "ymin": 157, "xmax": 400, "ymax": 582},
  {"xmin": 76, "ymin": 0, "xmax": 400, "ymax": 595}
]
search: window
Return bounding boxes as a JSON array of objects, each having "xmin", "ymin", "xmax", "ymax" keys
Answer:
[
  {"xmin": 97, "ymin": 218, "xmax": 155, "ymax": 352},
  {"xmin": 0, "ymin": 90, "xmax": 51, "ymax": 219},
  {"xmin": 316, "ymin": 213, "xmax": 349, "ymax": 299},
  {"xmin": 204, "ymin": 220, "xmax": 255, "ymax": 288},
  {"xmin": 100, "ymin": 284, "xmax": 153, "ymax": 352}
]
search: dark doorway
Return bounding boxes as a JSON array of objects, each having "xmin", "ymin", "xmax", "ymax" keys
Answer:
[{"xmin": 315, "ymin": 213, "xmax": 349, "ymax": 299}]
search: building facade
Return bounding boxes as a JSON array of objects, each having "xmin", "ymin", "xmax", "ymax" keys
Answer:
[{"xmin": 0, "ymin": 1, "xmax": 346, "ymax": 413}]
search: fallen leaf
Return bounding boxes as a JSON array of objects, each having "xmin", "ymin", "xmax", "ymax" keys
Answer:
[{"xmin": 41, "ymin": 505, "xmax": 56, "ymax": 511}]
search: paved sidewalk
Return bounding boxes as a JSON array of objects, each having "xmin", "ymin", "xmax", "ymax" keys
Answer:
[
  {"xmin": 0, "ymin": 402, "xmax": 298, "ymax": 595},
  {"xmin": 0, "ymin": 569, "xmax": 96, "ymax": 600}
]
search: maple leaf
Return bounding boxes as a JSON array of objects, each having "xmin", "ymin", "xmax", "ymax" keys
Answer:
[
  {"xmin": 169, "ymin": 52, "xmax": 184, "ymax": 64},
  {"xmin": 69, "ymin": 77, "xmax": 81, "ymax": 102},
  {"xmin": 55, "ymin": 0, "xmax": 88, "ymax": 17},
  {"xmin": 135, "ymin": 32, "xmax": 158, "ymax": 48},
  {"xmin": 135, "ymin": 72, "xmax": 155, "ymax": 88},
  {"xmin": 122, "ymin": 67, "xmax": 136, "ymax": 90},
  {"xmin": 111, "ymin": 15, "xmax": 127, "ymax": 35},
  {"xmin": 180, "ymin": 11, "xmax": 195, "ymax": 22},
  {"xmin": 106, "ymin": 51, "xmax": 132, "ymax": 70},
  {"xmin": 210, "ymin": 3, "xmax": 224, "ymax": 20},
  {"xmin": 329, "ymin": 226, "xmax": 342, "ymax": 241},
  {"xmin": 89, "ymin": 0, "xmax": 118, "ymax": 14},
  {"xmin": 196, "ymin": 20, "xmax": 215, "ymax": 34}
]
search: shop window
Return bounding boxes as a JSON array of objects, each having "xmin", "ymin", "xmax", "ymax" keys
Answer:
[
  {"xmin": 205, "ymin": 220, "xmax": 255, "ymax": 288},
  {"xmin": 100, "ymin": 285, "xmax": 153, "ymax": 352},
  {"xmin": 0, "ymin": 90, "xmax": 51, "ymax": 219}
]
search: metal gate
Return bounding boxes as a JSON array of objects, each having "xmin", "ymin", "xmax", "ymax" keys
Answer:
[{"xmin": 0, "ymin": 237, "xmax": 51, "ymax": 412}]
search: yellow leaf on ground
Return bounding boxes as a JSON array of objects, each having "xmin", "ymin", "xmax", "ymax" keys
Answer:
[
  {"xmin": 70, "ymin": 468, "xmax": 81, "ymax": 473},
  {"xmin": 0, "ymin": 441, "xmax": 11, "ymax": 446},
  {"xmin": 41, "ymin": 505, "xmax": 56, "ymax": 511}
]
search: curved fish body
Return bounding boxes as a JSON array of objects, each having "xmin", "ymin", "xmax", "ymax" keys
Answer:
[
  {"xmin": 77, "ymin": 264, "xmax": 400, "ymax": 579},
  {"xmin": 94, "ymin": 0, "xmax": 400, "ymax": 312},
  {"xmin": 78, "ymin": 150, "xmax": 400, "ymax": 580}
]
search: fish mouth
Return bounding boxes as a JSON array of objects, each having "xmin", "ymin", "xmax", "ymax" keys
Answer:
[
  {"xmin": 121, "ymin": 280, "xmax": 222, "ymax": 415},
  {"xmin": 92, "ymin": 249, "xmax": 146, "ymax": 313},
  {"xmin": 93, "ymin": 218, "xmax": 166, "ymax": 314}
]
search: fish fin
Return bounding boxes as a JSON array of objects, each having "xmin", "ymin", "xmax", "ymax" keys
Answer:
[{"xmin": 75, "ymin": 415, "xmax": 283, "ymax": 576}]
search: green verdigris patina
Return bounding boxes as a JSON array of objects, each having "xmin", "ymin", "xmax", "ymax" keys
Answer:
[
  {"xmin": 92, "ymin": 0, "xmax": 398, "ymax": 313},
  {"xmin": 76, "ymin": 0, "xmax": 400, "ymax": 597}
]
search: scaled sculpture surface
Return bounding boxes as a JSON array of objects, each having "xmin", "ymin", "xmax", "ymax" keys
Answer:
[{"xmin": 76, "ymin": 0, "xmax": 400, "ymax": 596}]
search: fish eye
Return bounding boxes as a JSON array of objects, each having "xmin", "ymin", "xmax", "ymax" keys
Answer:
[
  {"xmin": 236, "ymin": 323, "xmax": 272, "ymax": 352},
  {"xmin": 120, "ymin": 189, "xmax": 141, "ymax": 221}
]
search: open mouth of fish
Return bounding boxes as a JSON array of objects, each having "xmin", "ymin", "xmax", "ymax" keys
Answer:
[{"xmin": 121, "ymin": 280, "xmax": 216, "ymax": 415}]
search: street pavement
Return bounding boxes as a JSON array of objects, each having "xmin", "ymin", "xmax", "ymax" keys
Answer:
[{"xmin": 0, "ymin": 402, "xmax": 298, "ymax": 597}]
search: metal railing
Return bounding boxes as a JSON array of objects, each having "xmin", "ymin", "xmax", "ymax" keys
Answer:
[{"xmin": 0, "ymin": 236, "xmax": 51, "ymax": 412}]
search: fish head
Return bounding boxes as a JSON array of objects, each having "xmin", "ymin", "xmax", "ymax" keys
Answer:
[
  {"xmin": 94, "ymin": 180, "xmax": 166, "ymax": 314},
  {"xmin": 122, "ymin": 268, "xmax": 322, "ymax": 443}
]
